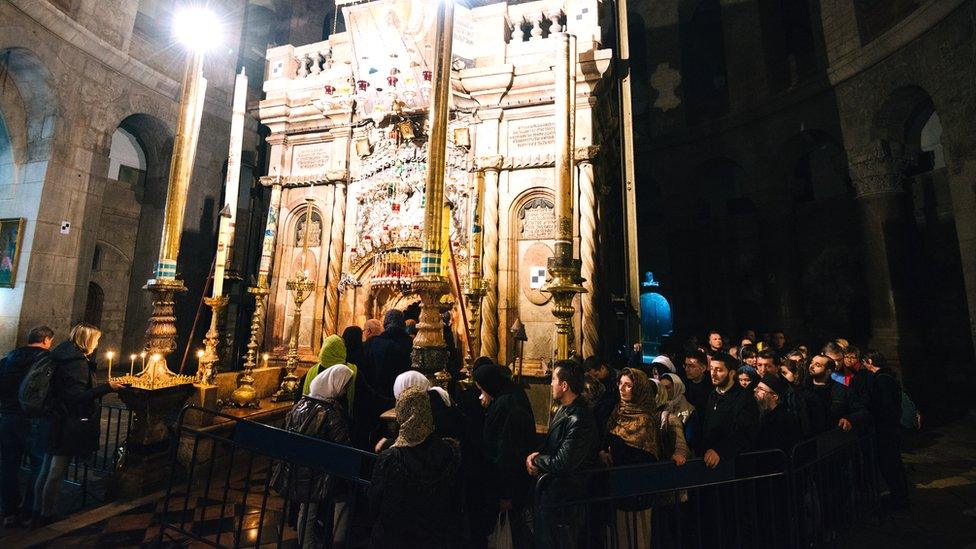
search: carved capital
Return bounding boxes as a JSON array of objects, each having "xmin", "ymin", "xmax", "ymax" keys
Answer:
[
  {"xmin": 325, "ymin": 168, "xmax": 349, "ymax": 182},
  {"xmin": 266, "ymin": 133, "xmax": 288, "ymax": 146},
  {"xmin": 849, "ymin": 140, "xmax": 914, "ymax": 198},
  {"xmin": 478, "ymin": 155, "xmax": 504, "ymax": 171},
  {"xmin": 258, "ymin": 175, "xmax": 282, "ymax": 187},
  {"xmin": 574, "ymin": 145, "xmax": 600, "ymax": 163}
]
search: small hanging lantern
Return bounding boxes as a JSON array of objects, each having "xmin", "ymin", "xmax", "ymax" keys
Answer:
[
  {"xmin": 422, "ymin": 70, "xmax": 432, "ymax": 82},
  {"xmin": 357, "ymin": 79, "xmax": 370, "ymax": 91},
  {"xmin": 324, "ymin": 84, "xmax": 335, "ymax": 95}
]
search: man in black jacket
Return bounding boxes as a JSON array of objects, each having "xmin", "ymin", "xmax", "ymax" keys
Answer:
[
  {"xmin": 683, "ymin": 349, "xmax": 712, "ymax": 413},
  {"xmin": 753, "ymin": 374, "xmax": 798, "ymax": 454},
  {"xmin": 862, "ymin": 350, "xmax": 909, "ymax": 509},
  {"xmin": 701, "ymin": 352, "xmax": 760, "ymax": 468},
  {"xmin": 0, "ymin": 326, "xmax": 53, "ymax": 526},
  {"xmin": 527, "ymin": 360, "xmax": 598, "ymax": 549},
  {"xmin": 808, "ymin": 354, "xmax": 864, "ymax": 432}
]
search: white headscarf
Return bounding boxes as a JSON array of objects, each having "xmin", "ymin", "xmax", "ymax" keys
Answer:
[
  {"xmin": 309, "ymin": 364, "xmax": 353, "ymax": 401},
  {"xmin": 661, "ymin": 372, "xmax": 695, "ymax": 426},
  {"xmin": 652, "ymin": 355, "xmax": 676, "ymax": 373},
  {"xmin": 393, "ymin": 370, "xmax": 452, "ymax": 406}
]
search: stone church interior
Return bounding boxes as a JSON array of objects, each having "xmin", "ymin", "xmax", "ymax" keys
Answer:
[{"xmin": 0, "ymin": 0, "xmax": 975, "ymax": 546}]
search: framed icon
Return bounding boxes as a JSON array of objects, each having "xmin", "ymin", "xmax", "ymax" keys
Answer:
[{"xmin": 0, "ymin": 218, "xmax": 26, "ymax": 288}]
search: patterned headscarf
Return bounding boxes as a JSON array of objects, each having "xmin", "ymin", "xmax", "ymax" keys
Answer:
[
  {"xmin": 608, "ymin": 368, "xmax": 658, "ymax": 457},
  {"xmin": 392, "ymin": 386, "xmax": 434, "ymax": 448}
]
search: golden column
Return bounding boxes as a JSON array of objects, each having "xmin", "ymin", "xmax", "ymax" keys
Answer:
[
  {"xmin": 143, "ymin": 48, "xmax": 206, "ymax": 369},
  {"xmin": 542, "ymin": 33, "xmax": 586, "ymax": 361},
  {"xmin": 412, "ymin": 0, "xmax": 455, "ymax": 380}
]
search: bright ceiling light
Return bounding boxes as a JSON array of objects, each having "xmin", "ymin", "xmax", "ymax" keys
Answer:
[{"xmin": 173, "ymin": 6, "xmax": 223, "ymax": 52}]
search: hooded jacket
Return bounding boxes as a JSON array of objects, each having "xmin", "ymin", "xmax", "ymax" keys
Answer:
[{"xmin": 0, "ymin": 345, "xmax": 49, "ymax": 415}]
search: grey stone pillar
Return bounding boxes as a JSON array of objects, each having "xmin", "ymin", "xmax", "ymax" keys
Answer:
[{"xmin": 849, "ymin": 140, "xmax": 916, "ymax": 364}]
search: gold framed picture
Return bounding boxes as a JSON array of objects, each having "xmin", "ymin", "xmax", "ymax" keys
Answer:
[{"xmin": 0, "ymin": 218, "xmax": 26, "ymax": 288}]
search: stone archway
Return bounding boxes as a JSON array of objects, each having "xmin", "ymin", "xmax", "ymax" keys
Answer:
[{"xmin": 0, "ymin": 47, "xmax": 60, "ymax": 349}]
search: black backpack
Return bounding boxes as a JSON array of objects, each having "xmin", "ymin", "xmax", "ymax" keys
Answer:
[{"xmin": 18, "ymin": 354, "xmax": 56, "ymax": 417}]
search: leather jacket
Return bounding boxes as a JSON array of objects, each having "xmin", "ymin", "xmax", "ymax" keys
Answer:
[
  {"xmin": 270, "ymin": 395, "xmax": 350, "ymax": 502},
  {"xmin": 533, "ymin": 396, "xmax": 599, "ymax": 502}
]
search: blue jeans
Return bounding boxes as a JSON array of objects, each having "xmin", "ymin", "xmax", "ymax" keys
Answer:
[{"xmin": 0, "ymin": 415, "xmax": 43, "ymax": 516}]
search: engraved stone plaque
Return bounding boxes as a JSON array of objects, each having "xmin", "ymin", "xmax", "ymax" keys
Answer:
[
  {"xmin": 291, "ymin": 143, "xmax": 332, "ymax": 176},
  {"xmin": 508, "ymin": 119, "xmax": 555, "ymax": 155},
  {"xmin": 519, "ymin": 198, "xmax": 555, "ymax": 240}
]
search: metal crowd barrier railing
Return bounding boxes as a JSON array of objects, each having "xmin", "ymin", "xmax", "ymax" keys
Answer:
[
  {"xmin": 157, "ymin": 405, "xmax": 377, "ymax": 548},
  {"xmin": 22, "ymin": 403, "xmax": 133, "ymax": 509},
  {"xmin": 532, "ymin": 429, "xmax": 881, "ymax": 549}
]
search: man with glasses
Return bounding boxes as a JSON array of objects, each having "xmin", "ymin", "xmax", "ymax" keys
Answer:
[{"xmin": 753, "ymin": 374, "xmax": 797, "ymax": 453}]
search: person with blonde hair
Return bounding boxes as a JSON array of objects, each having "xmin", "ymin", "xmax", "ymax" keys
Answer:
[{"xmin": 33, "ymin": 323, "xmax": 121, "ymax": 524}]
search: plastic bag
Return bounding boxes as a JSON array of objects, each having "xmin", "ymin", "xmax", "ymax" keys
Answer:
[{"xmin": 488, "ymin": 510, "xmax": 514, "ymax": 549}]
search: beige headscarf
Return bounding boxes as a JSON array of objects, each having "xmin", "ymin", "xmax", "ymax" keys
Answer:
[
  {"xmin": 608, "ymin": 368, "xmax": 659, "ymax": 457},
  {"xmin": 662, "ymin": 372, "xmax": 695, "ymax": 425},
  {"xmin": 392, "ymin": 386, "xmax": 434, "ymax": 448}
]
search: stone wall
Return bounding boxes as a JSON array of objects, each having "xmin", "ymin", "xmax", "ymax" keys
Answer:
[{"xmin": 633, "ymin": 0, "xmax": 976, "ymax": 387}]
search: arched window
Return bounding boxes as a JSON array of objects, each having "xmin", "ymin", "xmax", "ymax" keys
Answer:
[
  {"xmin": 758, "ymin": 0, "xmax": 817, "ymax": 90},
  {"xmin": 84, "ymin": 282, "xmax": 104, "ymax": 327},
  {"xmin": 680, "ymin": 0, "xmax": 730, "ymax": 122},
  {"xmin": 905, "ymin": 101, "xmax": 944, "ymax": 173},
  {"xmin": 107, "ymin": 127, "xmax": 147, "ymax": 185}
]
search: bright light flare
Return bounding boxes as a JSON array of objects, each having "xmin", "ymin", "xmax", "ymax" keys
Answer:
[{"xmin": 173, "ymin": 7, "xmax": 223, "ymax": 52}]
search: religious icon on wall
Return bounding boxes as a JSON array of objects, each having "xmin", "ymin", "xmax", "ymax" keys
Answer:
[{"xmin": 0, "ymin": 218, "xmax": 25, "ymax": 288}]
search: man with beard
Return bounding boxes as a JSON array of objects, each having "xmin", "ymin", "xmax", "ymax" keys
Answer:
[
  {"xmin": 808, "ymin": 354, "xmax": 863, "ymax": 432},
  {"xmin": 753, "ymin": 374, "xmax": 797, "ymax": 453},
  {"xmin": 701, "ymin": 353, "xmax": 760, "ymax": 468}
]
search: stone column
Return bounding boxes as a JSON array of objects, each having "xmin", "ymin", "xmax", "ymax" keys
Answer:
[
  {"xmin": 479, "ymin": 155, "xmax": 503, "ymax": 362},
  {"xmin": 576, "ymin": 145, "xmax": 600, "ymax": 358},
  {"xmin": 324, "ymin": 176, "xmax": 348, "ymax": 336},
  {"xmin": 848, "ymin": 140, "xmax": 915, "ymax": 362}
]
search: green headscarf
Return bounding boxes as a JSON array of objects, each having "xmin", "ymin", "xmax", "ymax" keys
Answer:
[{"xmin": 302, "ymin": 334, "xmax": 357, "ymax": 407}]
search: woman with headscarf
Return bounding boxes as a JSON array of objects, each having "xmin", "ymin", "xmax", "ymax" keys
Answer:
[
  {"xmin": 342, "ymin": 326, "xmax": 365, "ymax": 374},
  {"xmin": 659, "ymin": 372, "xmax": 699, "ymax": 452},
  {"xmin": 601, "ymin": 367, "xmax": 658, "ymax": 547},
  {"xmin": 272, "ymin": 365, "xmax": 354, "ymax": 546},
  {"xmin": 375, "ymin": 371, "xmax": 463, "ymax": 452},
  {"xmin": 652, "ymin": 378, "xmax": 692, "ymax": 466},
  {"xmin": 472, "ymin": 362, "xmax": 536, "ymax": 546},
  {"xmin": 369, "ymin": 387, "xmax": 463, "ymax": 548},
  {"xmin": 299, "ymin": 334, "xmax": 357, "ymax": 407}
]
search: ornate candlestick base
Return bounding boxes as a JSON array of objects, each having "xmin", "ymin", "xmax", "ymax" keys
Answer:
[
  {"xmin": 143, "ymin": 278, "xmax": 187, "ymax": 361},
  {"xmin": 460, "ymin": 283, "xmax": 486, "ymax": 385},
  {"xmin": 198, "ymin": 295, "xmax": 229, "ymax": 386},
  {"xmin": 411, "ymin": 276, "xmax": 451, "ymax": 383},
  {"xmin": 227, "ymin": 284, "xmax": 268, "ymax": 408},
  {"xmin": 542, "ymin": 246, "xmax": 587, "ymax": 360}
]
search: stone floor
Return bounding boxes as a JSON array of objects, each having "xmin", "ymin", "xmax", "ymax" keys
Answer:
[{"xmin": 3, "ymin": 407, "xmax": 975, "ymax": 548}]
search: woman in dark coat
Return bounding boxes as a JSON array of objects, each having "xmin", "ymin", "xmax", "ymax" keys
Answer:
[
  {"xmin": 272, "ymin": 365, "xmax": 354, "ymax": 546},
  {"xmin": 472, "ymin": 362, "xmax": 537, "ymax": 546},
  {"xmin": 342, "ymin": 326, "xmax": 365, "ymax": 374},
  {"xmin": 369, "ymin": 386, "xmax": 463, "ymax": 548},
  {"xmin": 34, "ymin": 324, "xmax": 121, "ymax": 522}
]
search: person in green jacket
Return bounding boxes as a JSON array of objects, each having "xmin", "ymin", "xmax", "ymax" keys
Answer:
[{"xmin": 300, "ymin": 334, "xmax": 357, "ymax": 408}]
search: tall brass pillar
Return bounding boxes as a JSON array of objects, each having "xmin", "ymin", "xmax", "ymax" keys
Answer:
[
  {"xmin": 412, "ymin": 0, "xmax": 455, "ymax": 380},
  {"xmin": 542, "ymin": 33, "xmax": 586, "ymax": 361},
  {"xmin": 144, "ymin": 50, "xmax": 206, "ymax": 366}
]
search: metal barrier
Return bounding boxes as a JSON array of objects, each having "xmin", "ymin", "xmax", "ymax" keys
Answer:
[
  {"xmin": 22, "ymin": 403, "xmax": 133, "ymax": 509},
  {"xmin": 158, "ymin": 405, "xmax": 377, "ymax": 548},
  {"xmin": 533, "ymin": 449, "xmax": 791, "ymax": 548},
  {"xmin": 532, "ymin": 429, "xmax": 881, "ymax": 549}
]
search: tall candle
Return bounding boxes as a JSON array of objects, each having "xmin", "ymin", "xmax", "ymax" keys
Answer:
[
  {"xmin": 139, "ymin": 352, "xmax": 146, "ymax": 374},
  {"xmin": 212, "ymin": 213, "xmax": 229, "ymax": 297},
  {"xmin": 257, "ymin": 184, "xmax": 282, "ymax": 285},
  {"xmin": 106, "ymin": 351, "xmax": 114, "ymax": 381},
  {"xmin": 222, "ymin": 68, "xmax": 247, "ymax": 266},
  {"xmin": 129, "ymin": 354, "xmax": 136, "ymax": 377},
  {"xmin": 262, "ymin": 353, "xmax": 269, "ymax": 369},
  {"xmin": 468, "ymin": 170, "xmax": 485, "ymax": 290}
]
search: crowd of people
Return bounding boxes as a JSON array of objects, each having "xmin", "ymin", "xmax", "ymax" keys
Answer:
[{"xmin": 0, "ymin": 315, "xmax": 914, "ymax": 548}]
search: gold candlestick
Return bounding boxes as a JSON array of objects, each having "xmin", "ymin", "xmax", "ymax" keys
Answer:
[
  {"xmin": 198, "ymin": 295, "xmax": 229, "ymax": 386},
  {"xmin": 228, "ymin": 283, "xmax": 268, "ymax": 408},
  {"xmin": 273, "ymin": 198, "xmax": 316, "ymax": 402},
  {"xmin": 542, "ymin": 33, "xmax": 586, "ymax": 360},
  {"xmin": 411, "ymin": 0, "xmax": 454, "ymax": 382}
]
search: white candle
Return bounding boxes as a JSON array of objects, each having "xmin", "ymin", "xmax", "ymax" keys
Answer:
[
  {"xmin": 139, "ymin": 352, "xmax": 146, "ymax": 374},
  {"xmin": 129, "ymin": 354, "xmax": 136, "ymax": 377},
  {"xmin": 213, "ymin": 215, "xmax": 229, "ymax": 297},
  {"xmin": 222, "ymin": 68, "xmax": 247, "ymax": 265},
  {"xmin": 257, "ymin": 184, "xmax": 282, "ymax": 285},
  {"xmin": 106, "ymin": 351, "xmax": 114, "ymax": 380}
]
